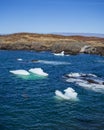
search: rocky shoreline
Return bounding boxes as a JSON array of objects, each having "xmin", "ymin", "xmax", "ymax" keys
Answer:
[{"xmin": 0, "ymin": 33, "xmax": 104, "ymax": 55}]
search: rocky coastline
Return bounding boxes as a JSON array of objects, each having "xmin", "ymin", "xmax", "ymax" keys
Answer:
[{"xmin": 0, "ymin": 33, "xmax": 104, "ymax": 55}]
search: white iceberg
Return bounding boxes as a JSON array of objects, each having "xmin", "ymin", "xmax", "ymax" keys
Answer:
[
  {"xmin": 54, "ymin": 51, "xmax": 64, "ymax": 56},
  {"xmin": 10, "ymin": 70, "xmax": 30, "ymax": 75},
  {"xmin": 29, "ymin": 68, "xmax": 48, "ymax": 76},
  {"xmin": 55, "ymin": 87, "xmax": 78, "ymax": 100}
]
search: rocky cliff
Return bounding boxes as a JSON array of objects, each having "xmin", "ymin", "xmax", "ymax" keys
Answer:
[{"xmin": 0, "ymin": 33, "xmax": 104, "ymax": 55}]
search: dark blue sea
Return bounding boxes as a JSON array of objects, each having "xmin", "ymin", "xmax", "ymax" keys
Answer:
[{"xmin": 0, "ymin": 50, "xmax": 104, "ymax": 130}]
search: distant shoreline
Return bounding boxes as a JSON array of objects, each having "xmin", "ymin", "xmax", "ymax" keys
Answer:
[{"xmin": 0, "ymin": 32, "xmax": 104, "ymax": 55}]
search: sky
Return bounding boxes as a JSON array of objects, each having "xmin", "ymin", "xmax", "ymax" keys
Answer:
[{"xmin": 0, "ymin": 0, "xmax": 104, "ymax": 34}]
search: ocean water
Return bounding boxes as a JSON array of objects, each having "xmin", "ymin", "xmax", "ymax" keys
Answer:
[{"xmin": 0, "ymin": 50, "xmax": 104, "ymax": 130}]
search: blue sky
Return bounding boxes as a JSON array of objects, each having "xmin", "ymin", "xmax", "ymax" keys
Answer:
[{"xmin": 0, "ymin": 0, "xmax": 104, "ymax": 34}]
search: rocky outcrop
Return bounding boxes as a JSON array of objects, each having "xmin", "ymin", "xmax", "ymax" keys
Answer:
[
  {"xmin": 80, "ymin": 45, "xmax": 104, "ymax": 56},
  {"xmin": 0, "ymin": 33, "xmax": 104, "ymax": 55},
  {"xmin": 80, "ymin": 45, "xmax": 96, "ymax": 54}
]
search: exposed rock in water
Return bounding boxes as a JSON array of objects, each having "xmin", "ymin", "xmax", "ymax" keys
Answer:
[
  {"xmin": 86, "ymin": 79, "xmax": 100, "ymax": 84},
  {"xmin": 0, "ymin": 33, "xmax": 104, "ymax": 55},
  {"xmin": 31, "ymin": 60, "xmax": 39, "ymax": 62}
]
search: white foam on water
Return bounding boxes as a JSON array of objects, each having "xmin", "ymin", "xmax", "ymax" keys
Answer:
[
  {"xmin": 54, "ymin": 51, "xmax": 64, "ymax": 56},
  {"xmin": 55, "ymin": 87, "xmax": 78, "ymax": 100},
  {"xmin": 29, "ymin": 68, "xmax": 48, "ymax": 76},
  {"xmin": 38, "ymin": 60, "xmax": 70, "ymax": 65},
  {"xmin": 10, "ymin": 70, "xmax": 30, "ymax": 75}
]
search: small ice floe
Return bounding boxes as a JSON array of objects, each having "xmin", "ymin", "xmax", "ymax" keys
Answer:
[
  {"xmin": 10, "ymin": 70, "xmax": 30, "ymax": 75},
  {"xmin": 65, "ymin": 72, "xmax": 104, "ymax": 93},
  {"xmin": 29, "ymin": 68, "xmax": 48, "ymax": 76},
  {"xmin": 54, "ymin": 51, "xmax": 64, "ymax": 56},
  {"xmin": 17, "ymin": 58, "xmax": 23, "ymax": 61},
  {"xmin": 55, "ymin": 87, "xmax": 78, "ymax": 100}
]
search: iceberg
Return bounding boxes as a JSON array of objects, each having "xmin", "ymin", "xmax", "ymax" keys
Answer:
[
  {"xmin": 29, "ymin": 68, "xmax": 48, "ymax": 76},
  {"xmin": 54, "ymin": 51, "xmax": 64, "ymax": 56},
  {"xmin": 55, "ymin": 87, "xmax": 78, "ymax": 100},
  {"xmin": 10, "ymin": 70, "xmax": 30, "ymax": 75}
]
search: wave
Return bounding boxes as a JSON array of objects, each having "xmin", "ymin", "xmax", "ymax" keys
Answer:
[
  {"xmin": 55, "ymin": 87, "xmax": 78, "ymax": 100},
  {"xmin": 65, "ymin": 72, "xmax": 104, "ymax": 93}
]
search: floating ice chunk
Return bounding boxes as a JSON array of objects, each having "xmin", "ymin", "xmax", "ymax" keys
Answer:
[
  {"xmin": 29, "ymin": 68, "xmax": 48, "ymax": 76},
  {"xmin": 55, "ymin": 87, "xmax": 78, "ymax": 100},
  {"xmin": 54, "ymin": 51, "xmax": 64, "ymax": 56},
  {"xmin": 55, "ymin": 90, "xmax": 70, "ymax": 100},
  {"xmin": 17, "ymin": 58, "xmax": 23, "ymax": 61},
  {"xmin": 67, "ymin": 73, "xmax": 81, "ymax": 77},
  {"xmin": 88, "ymin": 74, "xmax": 97, "ymax": 77},
  {"xmin": 77, "ymin": 82, "xmax": 104, "ymax": 93},
  {"xmin": 64, "ymin": 88, "xmax": 78, "ymax": 99},
  {"xmin": 65, "ymin": 72, "xmax": 104, "ymax": 93},
  {"xmin": 66, "ymin": 78, "xmax": 84, "ymax": 83},
  {"xmin": 67, "ymin": 73, "xmax": 97, "ymax": 78},
  {"xmin": 10, "ymin": 70, "xmax": 30, "ymax": 75}
]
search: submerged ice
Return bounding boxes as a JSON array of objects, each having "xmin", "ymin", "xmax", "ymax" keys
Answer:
[
  {"xmin": 38, "ymin": 60, "xmax": 70, "ymax": 65},
  {"xmin": 65, "ymin": 72, "xmax": 104, "ymax": 93},
  {"xmin": 55, "ymin": 87, "xmax": 78, "ymax": 100}
]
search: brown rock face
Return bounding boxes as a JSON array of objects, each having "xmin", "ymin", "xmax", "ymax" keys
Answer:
[{"xmin": 0, "ymin": 33, "xmax": 104, "ymax": 55}]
